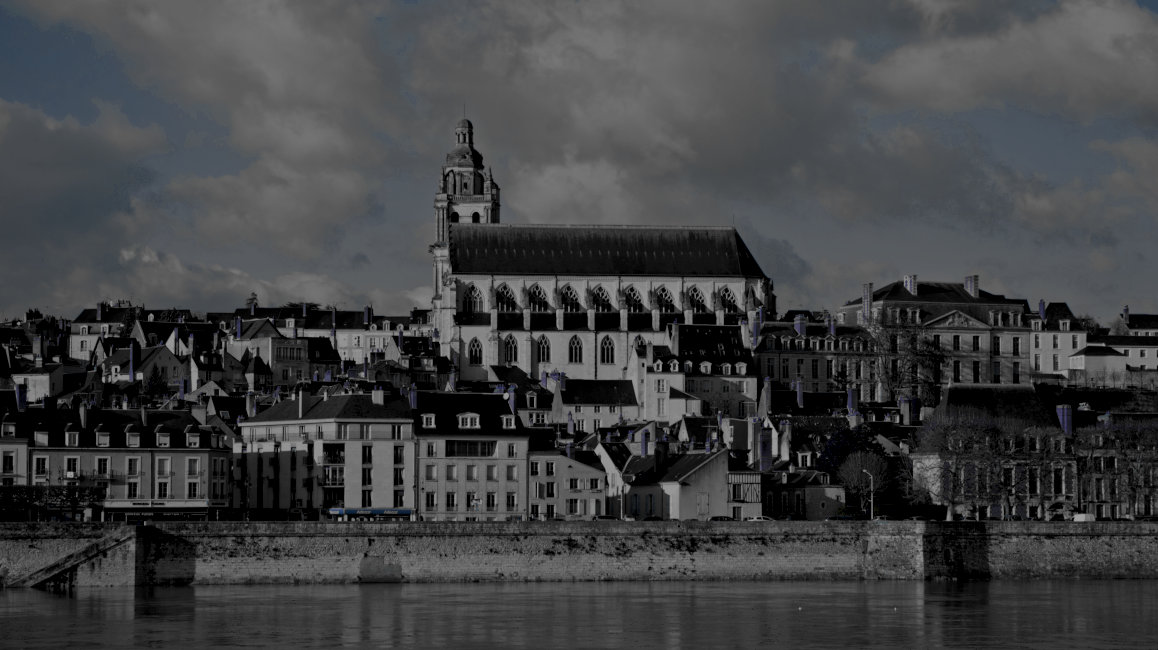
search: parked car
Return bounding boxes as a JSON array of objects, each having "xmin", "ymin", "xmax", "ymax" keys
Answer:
[
  {"xmin": 708, "ymin": 515, "xmax": 735, "ymax": 522},
  {"xmin": 744, "ymin": 515, "xmax": 774, "ymax": 522},
  {"xmin": 591, "ymin": 515, "xmax": 618, "ymax": 521}
]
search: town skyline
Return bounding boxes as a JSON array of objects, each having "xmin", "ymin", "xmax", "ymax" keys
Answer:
[{"xmin": 4, "ymin": 1, "xmax": 1158, "ymax": 325}]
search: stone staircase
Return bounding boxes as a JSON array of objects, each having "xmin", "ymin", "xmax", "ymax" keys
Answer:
[{"xmin": 5, "ymin": 526, "xmax": 138, "ymax": 590}]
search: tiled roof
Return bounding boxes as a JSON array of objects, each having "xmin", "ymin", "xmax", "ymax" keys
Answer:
[
  {"xmin": 246, "ymin": 393, "xmax": 411, "ymax": 423},
  {"xmin": 448, "ymin": 224, "xmax": 767, "ymax": 278}
]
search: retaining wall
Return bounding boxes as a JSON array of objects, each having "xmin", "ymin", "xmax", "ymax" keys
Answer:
[{"xmin": 4, "ymin": 521, "xmax": 1158, "ymax": 587}]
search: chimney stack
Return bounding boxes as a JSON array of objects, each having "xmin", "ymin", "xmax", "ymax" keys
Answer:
[
  {"xmin": 1039, "ymin": 300, "xmax": 1046, "ymax": 322},
  {"xmin": 372, "ymin": 387, "xmax": 385, "ymax": 406},
  {"xmin": 298, "ymin": 391, "xmax": 305, "ymax": 419},
  {"xmin": 15, "ymin": 384, "xmax": 27, "ymax": 412},
  {"xmin": 79, "ymin": 401, "xmax": 88, "ymax": 429},
  {"xmin": 140, "ymin": 406, "xmax": 147, "ymax": 429},
  {"xmin": 363, "ymin": 305, "xmax": 371, "ymax": 326},
  {"xmin": 1123, "ymin": 305, "xmax": 1130, "ymax": 323},
  {"xmin": 794, "ymin": 314, "xmax": 806, "ymax": 337},
  {"xmin": 408, "ymin": 384, "xmax": 418, "ymax": 410},
  {"xmin": 246, "ymin": 391, "xmax": 257, "ymax": 418},
  {"xmin": 903, "ymin": 274, "xmax": 918, "ymax": 296},
  {"xmin": 97, "ymin": 301, "xmax": 103, "ymax": 321},
  {"xmin": 965, "ymin": 274, "xmax": 980, "ymax": 299},
  {"xmin": 641, "ymin": 429, "xmax": 649, "ymax": 456},
  {"xmin": 846, "ymin": 387, "xmax": 859, "ymax": 413},
  {"xmin": 862, "ymin": 283, "xmax": 873, "ymax": 322},
  {"xmin": 795, "ymin": 378, "xmax": 804, "ymax": 409},
  {"xmin": 1057, "ymin": 404, "xmax": 1073, "ymax": 436}
]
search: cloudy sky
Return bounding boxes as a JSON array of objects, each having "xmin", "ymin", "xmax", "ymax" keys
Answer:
[{"xmin": 2, "ymin": 1, "xmax": 1158, "ymax": 324}]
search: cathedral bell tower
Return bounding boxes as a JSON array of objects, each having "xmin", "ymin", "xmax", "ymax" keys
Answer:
[{"xmin": 431, "ymin": 119, "xmax": 500, "ymax": 347}]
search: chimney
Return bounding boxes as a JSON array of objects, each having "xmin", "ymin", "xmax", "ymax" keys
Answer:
[
  {"xmin": 372, "ymin": 387, "xmax": 385, "ymax": 406},
  {"xmin": 899, "ymin": 396, "xmax": 911, "ymax": 426},
  {"xmin": 408, "ymin": 384, "xmax": 418, "ymax": 410},
  {"xmin": 1039, "ymin": 300, "xmax": 1046, "ymax": 322},
  {"xmin": 129, "ymin": 344, "xmax": 136, "ymax": 381},
  {"xmin": 97, "ymin": 301, "xmax": 103, "ymax": 321},
  {"xmin": 827, "ymin": 313, "xmax": 835, "ymax": 337},
  {"xmin": 862, "ymin": 283, "xmax": 873, "ymax": 322},
  {"xmin": 140, "ymin": 406, "xmax": 147, "ymax": 429},
  {"xmin": 250, "ymin": 301, "xmax": 256, "ymax": 316},
  {"xmin": 449, "ymin": 369, "xmax": 457, "ymax": 392},
  {"xmin": 1057, "ymin": 404, "xmax": 1073, "ymax": 436},
  {"xmin": 34, "ymin": 354, "xmax": 43, "ymax": 369},
  {"xmin": 795, "ymin": 378, "xmax": 804, "ymax": 409},
  {"xmin": 641, "ymin": 429, "xmax": 649, "ymax": 456},
  {"xmin": 903, "ymin": 274, "xmax": 918, "ymax": 296},
  {"xmin": 302, "ymin": 303, "xmax": 308, "ymax": 318},
  {"xmin": 188, "ymin": 332, "xmax": 195, "ymax": 356},
  {"xmin": 15, "ymin": 384, "xmax": 27, "ymax": 412},
  {"xmin": 246, "ymin": 391, "xmax": 257, "ymax": 418},
  {"xmin": 79, "ymin": 401, "xmax": 88, "ymax": 429},
  {"xmin": 235, "ymin": 316, "xmax": 242, "ymax": 340},
  {"xmin": 1123, "ymin": 305, "xmax": 1130, "ymax": 323},
  {"xmin": 567, "ymin": 412, "xmax": 575, "ymax": 435},
  {"xmin": 363, "ymin": 305, "xmax": 371, "ymax": 326},
  {"xmin": 559, "ymin": 373, "xmax": 566, "ymax": 391},
  {"xmin": 794, "ymin": 314, "xmax": 806, "ymax": 337},
  {"xmin": 965, "ymin": 275, "xmax": 979, "ymax": 299},
  {"xmin": 778, "ymin": 419, "xmax": 792, "ymax": 461},
  {"xmin": 846, "ymin": 387, "xmax": 859, "ymax": 413},
  {"xmin": 507, "ymin": 386, "xmax": 516, "ymax": 413},
  {"xmin": 566, "ymin": 442, "xmax": 573, "ymax": 459},
  {"xmin": 298, "ymin": 391, "xmax": 304, "ymax": 419}
]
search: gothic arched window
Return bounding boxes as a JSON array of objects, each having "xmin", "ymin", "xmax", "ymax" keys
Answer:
[
  {"xmin": 655, "ymin": 287, "xmax": 676, "ymax": 314},
  {"xmin": 496, "ymin": 285, "xmax": 518, "ymax": 313},
  {"xmin": 537, "ymin": 336, "xmax": 551, "ymax": 363},
  {"xmin": 561, "ymin": 286, "xmax": 583, "ymax": 313},
  {"xmin": 592, "ymin": 287, "xmax": 615, "ymax": 313},
  {"xmin": 462, "ymin": 285, "xmax": 483, "ymax": 314},
  {"xmin": 529, "ymin": 285, "xmax": 551, "ymax": 313},
  {"xmin": 503, "ymin": 335, "xmax": 518, "ymax": 364},
  {"xmin": 719, "ymin": 287, "xmax": 739, "ymax": 313},
  {"xmin": 624, "ymin": 287, "xmax": 646, "ymax": 314},
  {"xmin": 599, "ymin": 336, "xmax": 615, "ymax": 365},
  {"xmin": 633, "ymin": 335, "xmax": 646, "ymax": 352},
  {"xmin": 687, "ymin": 287, "xmax": 708, "ymax": 314},
  {"xmin": 467, "ymin": 338, "xmax": 483, "ymax": 366},
  {"xmin": 568, "ymin": 336, "xmax": 583, "ymax": 364}
]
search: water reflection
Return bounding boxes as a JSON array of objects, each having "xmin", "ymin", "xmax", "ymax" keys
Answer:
[{"xmin": 3, "ymin": 581, "xmax": 1158, "ymax": 649}]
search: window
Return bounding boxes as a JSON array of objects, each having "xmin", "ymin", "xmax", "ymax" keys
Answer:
[
  {"xmin": 445, "ymin": 440, "xmax": 497, "ymax": 456},
  {"xmin": 422, "ymin": 414, "xmax": 436, "ymax": 429},
  {"xmin": 592, "ymin": 287, "xmax": 615, "ymax": 313},
  {"xmin": 1072, "ymin": 334, "xmax": 1079, "ymax": 349},
  {"xmin": 458, "ymin": 414, "xmax": 480, "ymax": 429},
  {"xmin": 536, "ymin": 337, "xmax": 551, "ymax": 363},
  {"xmin": 425, "ymin": 492, "xmax": 436, "ymax": 509},
  {"xmin": 567, "ymin": 498, "xmax": 580, "ymax": 515},
  {"xmin": 569, "ymin": 478, "xmax": 580, "ymax": 490},
  {"xmin": 503, "ymin": 335, "xmax": 518, "ymax": 364},
  {"xmin": 1052, "ymin": 335, "xmax": 1059, "ymax": 349},
  {"xmin": 589, "ymin": 478, "xmax": 600, "ymax": 490},
  {"xmin": 446, "ymin": 492, "xmax": 458, "ymax": 510},
  {"xmin": 1034, "ymin": 334, "xmax": 1040, "ymax": 348},
  {"xmin": 932, "ymin": 335, "xmax": 940, "ymax": 350},
  {"xmin": 529, "ymin": 285, "xmax": 551, "ymax": 313},
  {"xmin": 530, "ymin": 461, "xmax": 540, "ymax": 476},
  {"xmin": 425, "ymin": 465, "xmax": 437, "ymax": 480},
  {"xmin": 655, "ymin": 378, "xmax": 668, "ymax": 393},
  {"xmin": 972, "ymin": 361, "xmax": 980, "ymax": 384},
  {"xmin": 426, "ymin": 442, "xmax": 436, "ymax": 457},
  {"xmin": 394, "ymin": 490, "xmax": 404, "ymax": 508},
  {"xmin": 599, "ymin": 337, "xmax": 615, "ymax": 365},
  {"xmin": 462, "ymin": 285, "xmax": 484, "ymax": 313},
  {"xmin": 188, "ymin": 481, "xmax": 200, "ymax": 499},
  {"xmin": 546, "ymin": 482, "xmax": 556, "ymax": 498},
  {"xmin": 506, "ymin": 465, "xmax": 518, "ymax": 480},
  {"xmin": 393, "ymin": 446, "xmax": 404, "ymax": 464},
  {"xmin": 657, "ymin": 397, "xmax": 666, "ymax": 417},
  {"xmin": 992, "ymin": 361, "xmax": 1001, "ymax": 383},
  {"xmin": 687, "ymin": 287, "xmax": 708, "ymax": 313},
  {"xmin": 992, "ymin": 336, "xmax": 1001, "ymax": 355},
  {"xmin": 506, "ymin": 492, "xmax": 517, "ymax": 510},
  {"xmin": 625, "ymin": 287, "xmax": 646, "ymax": 313},
  {"xmin": 568, "ymin": 336, "xmax": 583, "ymax": 364},
  {"xmin": 157, "ymin": 433, "xmax": 170, "ymax": 448},
  {"xmin": 394, "ymin": 468, "xmax": 404, "ymax": 486},
  {"xmin": 508, "ymin": 443, "xmax": 517, "ymax": 458},
  {"xmin": 546, "ymin": 462, "xmax": 556, "ymax": 476},
  {"xmin": 496, "ymin": 285, "xmax": 519, "ymax": 313},
  {"xmin": 486, "ymin": 492, "xmax": 497, "ymax": 512},
  {"xmin": 972, "ymin": 336, "xmax": 980, "ymax": 352},
  {"xmin": 953, "ymin": 335, "xmax": 960, "ymax": 351},
  {"xmin": 486, "ymin": 465, "xmax": 497, "ymax": 481},
  {"xmin": 468, "ymin": 338, "xmax": 483, "ymax": 366},
  {"xmin": 1012, "ymin": 362, "xmax": 1020, "ymax": 384},
  {"xmin": 1052, "ymin": 354, "xmax": 1059, "ymax": 371},
  {"xmin": 1012, "ymin": 337, "xmax": 1021, "ymax": 356},
  {"xmin": 1034, "ymin": 354, "xmax": 1041, "ymax": 371},
  {"xmin": 127, "ymin": 457, "xmax": 140, "ymax": 476},
  {"xmin": 655, "ymin": 287, "xmax": 676, "ymax": 314},
  {"xmin": 446, "ymin": 465, "xmax": 458, "ymax": 481},
  {"xmin": 501, "ymin": 415, "xmax": 515, "ymax": 430},
  {"xmin": 561, "ymin": 286, "xmax": 583, "ymax": 313}
]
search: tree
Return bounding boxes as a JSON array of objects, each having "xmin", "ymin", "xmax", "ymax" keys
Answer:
[
  {"xmin": 837, "ymin": 451, "xmax": 888, "ymax": 516},
  {"xmin": 145, "ymin": 366, "xmax": 167, "ymax": 398},
  {"xmin": 861, "ymin": 318, "xmax": 948, "ymax": 405},
  {"xmin": 817, "ymin": 425, "xmax": 882, "ymax": 475}
]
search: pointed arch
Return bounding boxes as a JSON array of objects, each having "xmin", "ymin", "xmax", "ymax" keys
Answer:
[
  {"xmin": 719, "ymin": 287, "xmax": 739, "ymax": 313},
  {"xmin": 503, "ymin": 334, "xmax": 518, "ymax": 364},
  {"xmin": 495, "ymin": 284, "xmax": 519, "ymax": 313},
  {"xmin": 633, "ymin": 335, "xmax": 646, "ymax": 352},
  {"xmin": 561, "ymin": 285, "xmax": 583, "ymax": 313},
  {"xmin": 592, "ymin": 287, "xmax": 615, "ymax": 313},
  {"xmin": 599, "ymin": 336, "xmax": 615, "ymax": 365},
  {"xmin": 467, "ymin": 338, "xmax": 483, "ymax": 366},
  {"xmin": 687, "ymin": 287, "xmax": 708, "ymax": 314},
  {"xmin": 655, "ymin": 287, "xmax": 676, "ymax": 314},
  {"xmin": 624, "ymin": 287, "xmax": 646, "ymax": 314},
  {"xmin": 462, "ymin": 285, "xmax": 483, "ymax": 314},
  {"xmin": 568, "ymin": 336, "xmax": 583, "ymax": 364},
  {"xmin": 537, "ymin": 336, "xmax": 551, "ymax": 363},
  {"xmin": 528, "ymin": 284, "xmax": 551, "ymax": 313}
]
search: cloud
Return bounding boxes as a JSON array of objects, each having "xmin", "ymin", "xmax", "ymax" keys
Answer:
[{"xmin": 863, "ymin": 0, "xmax": 1158, "ymax": 122}]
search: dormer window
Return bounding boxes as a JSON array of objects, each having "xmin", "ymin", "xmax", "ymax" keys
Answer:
[
  {"xmin": 700, "ymin": 361, "xmax": 712, "ymax": 374},
  {"xmin": 1032, "ymin": 320, "xmax": 1042, "ymax": 331},
  {"xmin": 65, "ymin": 432, "xmax": 78, "ymax": 447},
  {"xmin": 1060, "ymin": 320, "xmax": 1070, "ymax": 332},
  {"xmin": 527, "ymin": 393, "xmax": 537, "ymax": 409},
  {"xmin": 501, "ymin": 415, "xmax": 515, "ymax": 430},
  {"xmin": 112, "ymin": 366, "xmax": 121, "ymax": 375},
  {"xmin": 187, "ymin": 434, "xmax": 200, "ymax": 448},
  {"xmin": 157, "ymin": 433, "xmax": 170, "ymax": 448},
  {"xmin": 668, "ymin": 360, "xmax": 679, "ymax": 372},
  {"xmin": 2, "ymin": 423, "xmax": 15, "ymax": 437},
  {"xmin": 80, "ymin": 326, "xmax": 89, "ymax": 336},
  {"xmin": 653, "ymin": 361, "xmax": 663, "ymax": 372},
  {"xmin": 422, "ymin": 414, "xmax": 436, "ymax": 429},
  {"xmin": 458, "ymin": 413, "xmax": 480, "ymax": 429},
  {"xmin": 721, "ymin": 363, "xmax": 733, "ymax": 376},
  {"xmin": 127, "ymin": 433, "xmax": 140, "ymax": 447},
  {"xmin": 736, "ymin": 363, "xmax": 747, "ymax": 375}
]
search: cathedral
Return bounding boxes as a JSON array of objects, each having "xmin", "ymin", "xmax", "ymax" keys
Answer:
[{"xmin": 430, "ymin": 119, "xmax": 775, "ymax": 382}]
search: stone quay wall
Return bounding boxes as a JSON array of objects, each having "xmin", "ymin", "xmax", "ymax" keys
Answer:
[{"xmin": 4, "ymin": 521, "xmax": 1158, "ymax": 587}]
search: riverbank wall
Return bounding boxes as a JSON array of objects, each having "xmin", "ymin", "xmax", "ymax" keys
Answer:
[{"xmin": 3, "ymin": 521, "xmax": 1158, "ymax": 588}]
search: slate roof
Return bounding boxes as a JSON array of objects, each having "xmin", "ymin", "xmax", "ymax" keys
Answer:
[
  {"xmin": 448, "ymin": 224, "xmax": 767, "ymax": 278},
  {"xmin": 621, "ymin": 449, "xmax": 727, "ymax": 485},
  {"xmin": 1088, "ymin": 335, "xmax": 1158, "ymax": 347},
  {"xmin": 0, "ymin": 407, "xmax": 215, "ymax": 446},
  {"xmin": 670, "ymin": 324, "xmax": 753, "ymax": 362},
  {"xmin": 1126, "ymin": 314, "xmax": 1158, "ymax": 330},
  {"xmin": 844, "ymin": 281, "xmax": 1026, "ymax": 307},
  {"xmin": 933, "ymin": 384, "xmax": 1056, "ymax": 427},
  {"xmin": 1072, "ymin": 346, "xmax": 1126, "ymax": 357},
  {"xmin": 246, "ymin": 393, "xmax": 411, "ymax": 423},
  {"xmin": 559, "ymin": 379, "xmax": 638, "ymax": 406},
  {"xmin": 412, "ymin": 391, "xmax": 524, "ymax": 437}
]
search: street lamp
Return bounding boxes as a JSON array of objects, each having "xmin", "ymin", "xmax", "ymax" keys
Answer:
[{"xmin": 862, "ymin": 469, "xmax": 874, "ymax": 520}]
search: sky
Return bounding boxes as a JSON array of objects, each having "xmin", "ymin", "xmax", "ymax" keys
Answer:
[{"xmin": 2, "ymin": 1, "xmax": 1158, "ymax": 325}]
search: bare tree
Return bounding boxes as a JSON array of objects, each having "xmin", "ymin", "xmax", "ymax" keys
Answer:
[
  {"xmin": 861, "ymin": 319, "xmax": 948, "ymax": 405},
  {"xmin": 837, "ymin": 451, "xmax": 888, "ymax": 516}
]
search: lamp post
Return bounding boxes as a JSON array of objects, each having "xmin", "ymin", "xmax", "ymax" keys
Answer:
[{"xmin": 862, "ymin": 469, "xmax": 874, "ymax": 520}]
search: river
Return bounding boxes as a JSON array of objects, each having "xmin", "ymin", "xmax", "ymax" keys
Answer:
[{"xmin": 3, "ymin": 580, "xmax": 1156, "ymax": 648}]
